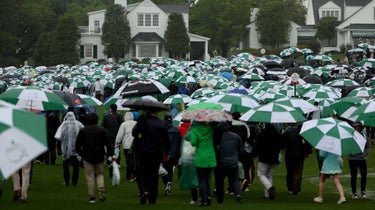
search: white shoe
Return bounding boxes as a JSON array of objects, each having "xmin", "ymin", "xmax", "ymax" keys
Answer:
[
  {"xmin": 337, "ymin": 197, "xmax": 346, "ymax": 204},
  {"xmin": 313, "ymin": 197, "xmax": 323, "ymax": 203}
]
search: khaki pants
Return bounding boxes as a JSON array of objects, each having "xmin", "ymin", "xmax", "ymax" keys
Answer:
[
  {"xmin": 82, "ymin": 160, "xmax": 104, "ymax": 198},
  {"xmin": 12, "ymin": 162, "xmax": 32, "ymax": 200}
]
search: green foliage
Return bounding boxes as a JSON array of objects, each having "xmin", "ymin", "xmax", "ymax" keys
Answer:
[
  {"xmin": 255, "ymin": 1, "xmax": 291, "ymax": 48},
  {"xmin": 101, "ymin": 4, "xmax": 131, "ymax": 63},
  {"xmin": 50, "ymin": 15, "xmax": 81, "ymax": 65},
  {"xmin": 285, "ymin": 0, "xmax": 306, "ymax": 25},
  {"xmin": 190, "ymin": 0, "xmax": 252, "ymax": 58},
  {"xmin": 32, "ymin": 32, "xmax": 53, "ymax": 66},
  {"xmin": 164, "ymin": 13, "xmax": 190, "ymax": 59},
  {"xmin": 315, "ymin": 16, "xmax": 338, "ymax": 46},
  {"xmin": 308, "ymin": 39, "xmax": 321, "ymax": 54}
]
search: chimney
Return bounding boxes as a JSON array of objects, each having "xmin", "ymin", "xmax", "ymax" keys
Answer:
[{"xmin": 115, "ymin": 0, "xmax": 127, "ymax": 9}]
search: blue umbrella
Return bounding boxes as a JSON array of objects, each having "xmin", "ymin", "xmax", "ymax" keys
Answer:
[{"xmin": 219, "ymin": 72, "xmax": 234, "ymax": 80}]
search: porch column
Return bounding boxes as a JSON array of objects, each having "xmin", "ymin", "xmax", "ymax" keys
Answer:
[{"xmin": 204, "ymin": 40, "xmax": 209, "ymax": 61}]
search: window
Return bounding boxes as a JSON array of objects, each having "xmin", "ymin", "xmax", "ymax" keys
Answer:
[
  {"xmin": 138, "ymin": 14, "xmax": 143, "ymax": 26},
  {"xmin": 145, "ymin": 14, "xmax": 151, "ymax": 26},
  {"xmin": 85, "ymin": 44, "xmax": 93, "ymax": 58},
  {"xmin": 94, "ymin": 20, "xmax": 100, "ymax": 33},
  {"xmin": 139, "ymin": 43, "xmax": 157, "ymax": 57},
  {"xmin": 153, "ymin": 14, "xmax": 159, "ymax": 26},
  {"xmin": 321, "ymin": 9, "xmax": 340, "ymax": 20},
  {"xmin": 137, "ymin": 13, "xmax": 159, "ymax": 27}
]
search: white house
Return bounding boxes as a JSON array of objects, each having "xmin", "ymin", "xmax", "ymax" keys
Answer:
[
  {"xmin": 79, "ymin": 0, "xmax": 209, "ymax": 63},
  {"xmin": 245, "ymin": 0, "xmax": 375, "ymax": 53},
  {"xmin": 300, "ymin": 0, "xmax": 375, "ymax": 52}
]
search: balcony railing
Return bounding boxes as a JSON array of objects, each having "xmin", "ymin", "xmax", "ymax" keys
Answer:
[{"xmin": 79, "ymin": 26, "xmax": 101, "ymax": 34}]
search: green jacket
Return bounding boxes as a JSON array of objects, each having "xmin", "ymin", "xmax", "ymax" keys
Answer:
[{"xmin": 190, "ymin": 123, "xmax": 216, "ymax": 168}]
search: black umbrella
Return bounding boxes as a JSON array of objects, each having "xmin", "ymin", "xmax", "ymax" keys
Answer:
[
  {"xmin": 263, "ymin": 60, "xmax": 282, "ymax": 69},
  {"xmin": 287, "ymin": 67, "xmax": 308, "ymax": 78},
  {"xmin": 122, "ymin": 98, "xmax": 168, "ymax": 111},
  {"xmin": 302, "ymin": 75, "xmax": 323, "ymax": 84},
  {"xmin": 53, "ymin": 91, "xmax": 85, "ymax": 107},
  {"xmin": 281, "ymin": 58, "xmax": 297, "ymax": 69},
  {"xmin": 119, "ymin": 80, "xmax": 169, "ymax": 98}
]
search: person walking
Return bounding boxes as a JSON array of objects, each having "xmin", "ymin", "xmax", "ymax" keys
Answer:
[
  {"xmin": 46, "ymin": 110, "xmax": 61, "ymax": 165},
  {"xmin": 190, "ymin": 121, "xmax": 216, "ymax": 206},
  {"xmin": 313, "ymin": 150, "xmax": 346, "ymax": 204},
  {"xmin": 283, "ymin": 123, "xmax": 312, "ymax": 195},
  {"xmin": 102, "ymin": 104, "xmax": 123, "ymax": 177},
  {"xmin": 75, "ymin": 113, "xmax": 114, "ymax": 203},
  {"xmin": 214, "ymin": 121, "xmax": 244, "ymax": 204},
  {"xmin": 12, "ymin": 162, "xmax": 32, "ymax": 203},
  {"xmin": 55, "ymin": 111, "xmax": 84, "ymax": 186},
  {"xmin": 349, "ymin": 122, "xmax": 370, "ymax": 199},
  {"xmin": 132, "ymin": 110, "xmax": 170, "ymax": 205},
  {"xmin": 161, "ymin": 114, "xmax": 182, "ymax": 196},
  {"xmin": 114, "ymin": 112, "xmax": 137, "ymax": 181},
  {"xmin": 253, "ymin": 123, "xmax": 283, "ymax": 200},
  {"xmin": 93, "ymin": 78, "xmax": 104, "ymax": 101}
]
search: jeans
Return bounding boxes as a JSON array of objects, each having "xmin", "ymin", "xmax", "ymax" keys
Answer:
[
  {"xmin": 258, "ymin": 162, "xmax": 278, "ymax": 197},
  {"xmin": 196, "ymin": 167, "xmax": 213, "ymax": 203},
  {"xmin": 63, "ymin": 156, "xmax": 80, "ymax": 185}
]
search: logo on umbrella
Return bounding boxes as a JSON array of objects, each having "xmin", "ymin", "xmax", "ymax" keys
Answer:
[{"xmin": 6, "ymin": 140, "xmax": 28, "ymax": 163}]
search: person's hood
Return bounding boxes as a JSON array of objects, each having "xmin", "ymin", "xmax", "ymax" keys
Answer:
[
  {"xmin": 124, "ymin": 112, "xmax": 134, "ymax": 121},
  {"xmin": 64, "ymin": 111, "xmax": 76, "ymax": 121}
]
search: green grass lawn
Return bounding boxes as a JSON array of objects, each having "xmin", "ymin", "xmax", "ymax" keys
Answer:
[{"xmin": 1, "ymin": 142, "xmax": 375, "ymax": 210}]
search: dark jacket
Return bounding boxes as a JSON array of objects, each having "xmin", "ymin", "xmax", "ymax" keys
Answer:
[
  {"xmin": 166, "ymin": 121, "xmax": 182, "ymax": 160},
  {"xmin": 254, "ymin": 124, "xmax": 283, "ymax": 164},
  {"xmin": 75, "ymin": 124, "xmax": 114, "ymax": 163},
  {"xmin": 215, "ymin": 122, "xmax": 243, "ymax": 168},
  {"xmin": 102, "ymin": 112, "xmax": 123, "ymax": 139},
  {"xmin": 132, "ymin": 114, "xmax": 170, "ymax": 155},
  {"xmin": 283, "ymin": 125, "xmax": 312, "ymax": 159}
]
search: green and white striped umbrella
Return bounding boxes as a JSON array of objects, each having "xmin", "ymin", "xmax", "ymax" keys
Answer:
[
  {"xmin": 347, "ymin": 87, "xmax": 375, "ymax": 98},
  {"xmin": 330, "ymin": 96, "xmax": 367, "ymax": 116},
  {"xmin": 77, "ymin": 94, "xmax": 103, "ymax": 106},
  {"xmin": 239, "ymin": 102, "xmax": 307, "ymax": 123},
  {"xmin": 0, "ymin": 100, "xmax": 47, "ymax": 179},
  {"xmin": 274, "ymin": 98, "xmax": 318, "ymax": 114},
  {"xmin": 307, "ymin": 98, "xmax": 336, "ymax": 117},
  {"xmin": 300, "ymin": 48, "xmax": 314, "ymax": 55},
  {"xmin": 311, "ymin": 54, "xmax": 333, "ymax": 62},
  {"xmin": 191, "ymin": 87, "xmax": 216, "ymax": 99},
  {"xmin": 239, "ymin": 72, "xmax": 265, "ymax": 80},
  {"xmin": 358, "ymin": 58, "xmax": 375, "ymax": 69},
  {"xmin": 300, "ymin": 117, "xmax": 367, "ymax": 156},
  {"xmin": 255, "ymin": 91, "xmax": 288, "ymax": 103},
  {"xmin": 70, "ymin": 75, "xmax": 91, "ymax": 88},
  {"xmin": 303, "ymin": 89, "xmax": 341, "ymax": 100},
  {"xmin": 163, "ymin": 94, "xmax": 192, "ymax": 104},
  {"xmin": 175, "ymin": 75, "xmax": 198, "ymax": 84},
  {"xmin": 0, "ymin": 86, "xmax": 68, "ymax": 111},
  {"xmin": 205, "ymin": 93, "xmax": 259, "ymax": 113},
  {"xmin": 325, "ymin": 79, "xmax": 360, "ymax": 88},
  {"xmin": 348, "ymin": 99, "xmax": 375, "ymax": 127}
]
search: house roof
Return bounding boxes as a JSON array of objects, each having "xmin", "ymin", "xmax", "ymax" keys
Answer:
[
  {"xmin": 312, "ymin": 0, "xmax": 344, "ymax": 25},
  {"xmin": 345, "ymin": 0, "xmax": 372, "ymax": 6},
  {"xmin": 342, "ymin": 24, "xmax": 375, "ymax": 30},
  {"xmin": 157, "ymin": 4, "xmax": 189, "ymax": 14},
  {"xmin": 132, "ymin": 32, "xmax": 164, "ymax": 42}
]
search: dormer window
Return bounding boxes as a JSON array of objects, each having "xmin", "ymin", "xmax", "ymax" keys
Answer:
[
  {"xmin": 321, "ymin": 9, "xmax": 340, "ymax": 20},
  {"xmin": 137, "ymin": 13, "xmax": 159, "ymax": 27}
]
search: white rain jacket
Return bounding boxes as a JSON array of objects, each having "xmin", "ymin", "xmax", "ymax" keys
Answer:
[
  {"xmin": 114, "ymin": 112, "xmax": 137, "ymax": 156},
  {"xmin": 55, "ymin": 112, "xmax": 84, "ymax": 160}
]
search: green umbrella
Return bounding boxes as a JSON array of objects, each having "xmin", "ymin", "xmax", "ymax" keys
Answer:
[
  {"xmin": 77, "ymin": 94, "xmax": 103, "ymax": 106},
  {"xmin": 348, "ymin": 99, "xmax": 375, "ymax": 127},
  {"xmin": 0, "ymin": 100, "xmax": 47, "ymax": 179},
  {"xmin": 163, "ymin": 94, "xmax": 192, "ymax": 104},
  {"xmin": 347, "ymin": 87, "xmax": 375, "ymax": 98},
  {"xmin": 239, "ymin": 102, "xmax": 307, "ymax": 123},
  {"xmin": 205, "ymin": 93, "xmax": 259, "ymax": 113},
  {"xmin": 300, "ymin": 117, "xmax": 367, "ymax": 156},
  {"xmin": 0, "ymin": 86, "xmax": 68, "ymax": 111},
  {"xmin": 330, "ymin": 97, "xmax": 368, "ymax": 116}
]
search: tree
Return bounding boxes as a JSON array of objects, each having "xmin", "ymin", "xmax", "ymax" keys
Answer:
[
  {"xmin": 32, "ymin": 32, "xmax": 54, "ymax": 66},
  {"xmin": 164, "ymin": 13, "xmax": 190, "ymax": 59},
  {"xmin": 50, "ymin": 15, "xmax": 81, "ymax": 65},
  {"xmin": 315, "ymin": 16, "xmax": 337, "ymax": 47},
  {"xmin": 255, "ymin": 1, "xmax": 291, "ymax": 48},
  {"xmin": 101, "ymin": 4, "xmax": 131, "ymax": 63},
  {"xmin": 285, "ymin": 0, "xmax": 306, "ymax": 26},
  {"xmin": 190, "ymin": 0, "xmax": 252, "ymax": 58}
]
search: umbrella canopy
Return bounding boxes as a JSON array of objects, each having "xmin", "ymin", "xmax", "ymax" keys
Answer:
[
  {"xmin": 300, "ymin": 117, "xmax": 367, "ymax": 156},
  {"xmin": 0, "ymin": 100, "xmax": 47, "ymax": 179},
  {"xmin": 325, "ymin": 79, "xmax": 360, "ymax": 88},
  {"xmin": 182, "ymin": 102, "xmax": 232, "ymax": 122},
  {"xmin": 204, "ymin": 93, "xmax": 259, "ymax": 113},
  {"xmin": 119, "ymin": 80, "xmax": 170, "ymax": 98},
  {"xmin": 348, "ymin": 99, "xmax": 375, "ymax": 127},
  {"xmin": 239, "ymin": 102, "xmax": 307, "ymax": 123},
  {"xmin": 274, "ymin": 98, "xmax": 318, "ymax": 114},
  {"xmin": 330, "ymin": 96, "xmax": 367, "ymax": 116},
  {"xmin": 347, "ymin": 87, "xmax": 375, "ymax": 98},
  {"xmin": 311, "ymin": 54, "xmax": 333, "ymax": 62},
  {"xmin": 122, "ymin": 98, "xmax": 168, "ymax": 111},
  {"xmin": 0, "ymin": 86, "xmax": 68, "ymax": 111},
  {"xmin": 163, "ymin": 94, "xmax": 192, "ymax": 104},
  {"xmin": 77, "ymin": 94, "xmax": 103, "ymax": 106},
  {"xmin": 54, "ymin": 91, "xmax": 85, "ymax": 107}
]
